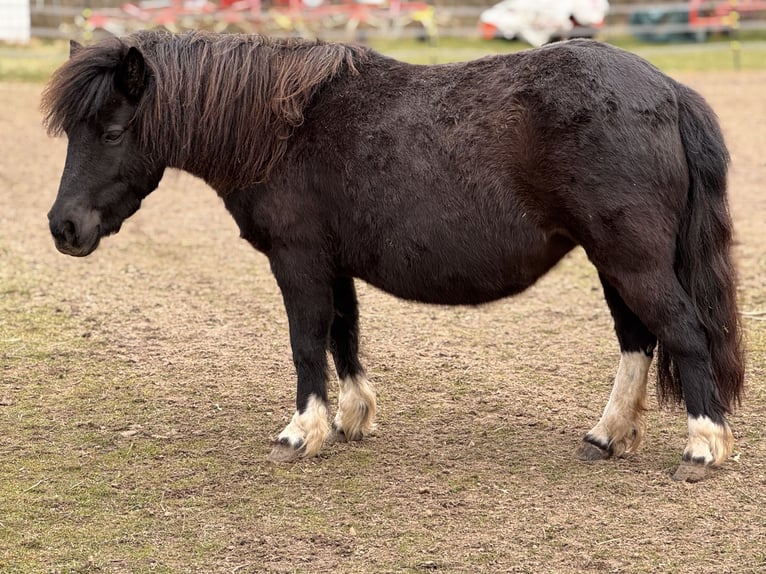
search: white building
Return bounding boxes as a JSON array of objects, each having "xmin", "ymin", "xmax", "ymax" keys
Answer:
[{"xmin": 0, "ymin": 0, "xmax": 31, "ymax": 43}]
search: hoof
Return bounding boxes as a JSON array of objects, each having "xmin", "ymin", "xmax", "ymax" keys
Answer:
[
  {"xmin": 268, "ymin": 439, "xmax": 304, "ymax": 463},
  {"xmin": 672, "ymin": 461, "xmax": 714, "ymax": 483},
  {"xmin": 270, "ymin": 395, "xmax": 330, "ymax": 462},
  {"xmin": 328, "ymin": 424, "xmax": 348, "ymax": 445},
  {"xmin": 576, "ymin": 438, "xmax": 611, "ymax": 461}
]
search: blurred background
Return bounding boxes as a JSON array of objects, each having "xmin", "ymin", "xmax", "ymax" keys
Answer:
[{"xmin": 1, "ymin": 0, "xmax": 766, "ymax": 75}]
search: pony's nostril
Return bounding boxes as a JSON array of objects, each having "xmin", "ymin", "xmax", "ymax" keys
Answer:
[{"xmin": 62, "ymin": 220, "xmax": 77, "ymax": 245}]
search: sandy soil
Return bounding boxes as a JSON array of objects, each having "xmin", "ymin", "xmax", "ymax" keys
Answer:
[{"xmin": 0, "ymin": 71, "xmax": 765, "ymax": 573}]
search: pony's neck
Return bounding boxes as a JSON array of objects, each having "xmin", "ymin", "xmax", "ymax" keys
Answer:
[{"xmin": 134, "ymin": 33, "xmax": 365, "ymax": 192}]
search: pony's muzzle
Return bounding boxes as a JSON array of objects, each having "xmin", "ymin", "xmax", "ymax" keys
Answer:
[{"xmin": 48, "ymin": 208, "xmax": 101, "ymax": 257}]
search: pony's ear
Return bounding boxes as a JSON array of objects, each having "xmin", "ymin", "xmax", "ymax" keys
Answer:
[
  {"xmin": 115, "ymin": 46, "xmax": 147, "ymax": 102},
  {"xmin": 69, "ymin": 40, "xmax": 83, "ymax": 58}
]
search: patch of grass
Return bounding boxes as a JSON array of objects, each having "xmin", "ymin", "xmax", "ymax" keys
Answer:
[
  {"xmin": 0, "ymin": 258, "xmax": 196, "ymax": 572},
  {"xmin": 1, "ymin": 35, "xmax": 766, "ymax": 83},
  {"xmin": 446, "ymin": 472, "xmax": 481, "ymax": 494},
  {"xmin": 369, "ymin": 35, "xmax": 766, "ymax": 71},
  {"xmin": 631, "ymin": 42, "xmax": 766, "ymax": 71},
  {"xmin": 0, "ymin": 290, "xmax": 82, "ymax": 374},
  {"xmin": 0, "ymin": 40, "xmax": 68, "ymax": 82}
]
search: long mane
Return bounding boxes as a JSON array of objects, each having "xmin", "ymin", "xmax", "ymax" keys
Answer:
[{"xmin": 42, "ymin": 30, "xmax": 368, "ymax": 187}]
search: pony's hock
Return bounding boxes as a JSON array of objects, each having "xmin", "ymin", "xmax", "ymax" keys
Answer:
[{"xmin": 43, "ymin": 31, "xmax": 744, "ymax": 480}]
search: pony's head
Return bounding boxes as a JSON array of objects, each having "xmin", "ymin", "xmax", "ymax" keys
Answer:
[
  {"xmin": 42, "ymin": 39, "xmax": 164, "ymax": 257},
  {"xmin": 42, "ymin": 31, "xmax": 367, "ymax": 256}
]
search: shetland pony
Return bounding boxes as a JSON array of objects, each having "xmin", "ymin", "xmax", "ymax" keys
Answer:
[{"xmin": 42, "ymin": 31, "xmax": 744, "ymax": 481}]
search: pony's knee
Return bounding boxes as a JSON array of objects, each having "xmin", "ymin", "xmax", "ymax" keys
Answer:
[{"xmin": 333, "ymin": 375, "xmax": 377, "ymax": 441}]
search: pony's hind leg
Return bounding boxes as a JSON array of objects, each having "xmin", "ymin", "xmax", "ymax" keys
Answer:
[
  {"xmin": 577, "ymin": 274, "xmax": 656, "ymax": 461},
  {"xmin": 329, "ymin": 276, "xmax": 376, "ymax": 442},
  {"xmin": 598, "ymin": 267, "xmax": 734, "ymax": 481}
]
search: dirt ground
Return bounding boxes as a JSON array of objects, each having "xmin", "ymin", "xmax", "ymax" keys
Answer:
[{"xmin": 1, "ymin": 71, "xmax": 765, "ymax": 573}]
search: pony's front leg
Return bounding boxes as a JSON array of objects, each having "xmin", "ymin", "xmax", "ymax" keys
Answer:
[{"xmin": 268, "ymin": 258, "xmax": 334, "ymax": 463}]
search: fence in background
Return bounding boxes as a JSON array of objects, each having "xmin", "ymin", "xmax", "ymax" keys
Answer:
[{"xmin": 15, "ymin": 0, "xmax": 766, "ymax": 42}]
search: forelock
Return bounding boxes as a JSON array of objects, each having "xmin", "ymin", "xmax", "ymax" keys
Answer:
[{"xmin": 41, "ymin": 37, "xmax": 129, "ymax": 135}]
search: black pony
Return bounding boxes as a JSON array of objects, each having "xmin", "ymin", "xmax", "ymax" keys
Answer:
[{"xmin": 43, "ymin": 31, "xmax": 744, "ymax": 481}]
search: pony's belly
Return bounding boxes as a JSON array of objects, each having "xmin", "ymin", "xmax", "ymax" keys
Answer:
[
  {"xmin": 351, "ymin": 233, "xmax": 572, "ymax": 306},
  {"xmin": 374, "ymin": 274, "xmax": 530, "ymax": 305},
  {"xmin": 361, "ymin": 265, "xmax": 532, "ymax": 305}
]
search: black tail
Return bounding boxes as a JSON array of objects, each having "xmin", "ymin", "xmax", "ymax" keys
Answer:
[{"xmin": 656, "ymin": 83, "xmax": 745, "ymax": 413}]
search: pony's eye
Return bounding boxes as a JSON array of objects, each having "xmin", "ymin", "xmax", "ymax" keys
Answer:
[{"xmin": 102, "ymin": 129, "xmax": 124, "ymax": 145}]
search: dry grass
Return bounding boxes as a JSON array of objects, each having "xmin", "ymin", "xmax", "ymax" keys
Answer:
[{"xmin": 1, "ymin": 71, "xmax": 765, "ymax": 573}]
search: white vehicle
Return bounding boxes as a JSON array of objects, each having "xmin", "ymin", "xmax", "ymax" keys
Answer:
[{"xmin": 480, "ymin": 0, "xmax": 609, "ymax": 47}]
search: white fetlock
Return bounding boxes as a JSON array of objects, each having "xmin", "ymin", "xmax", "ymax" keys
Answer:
[
  {"xmin": 274, "ymin": 394, "xmax": 330, "ymax": 458},
  {"xmin": 333, "ymin": 375, "xmax": 377, "ymax": 441},
  {"xmin": 682, "ymin": 415, "xmax": 734, "ymax": 467},
  {"xmin": 585, "ymin": 352, "xmax": 651, "ymax": 456}
]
